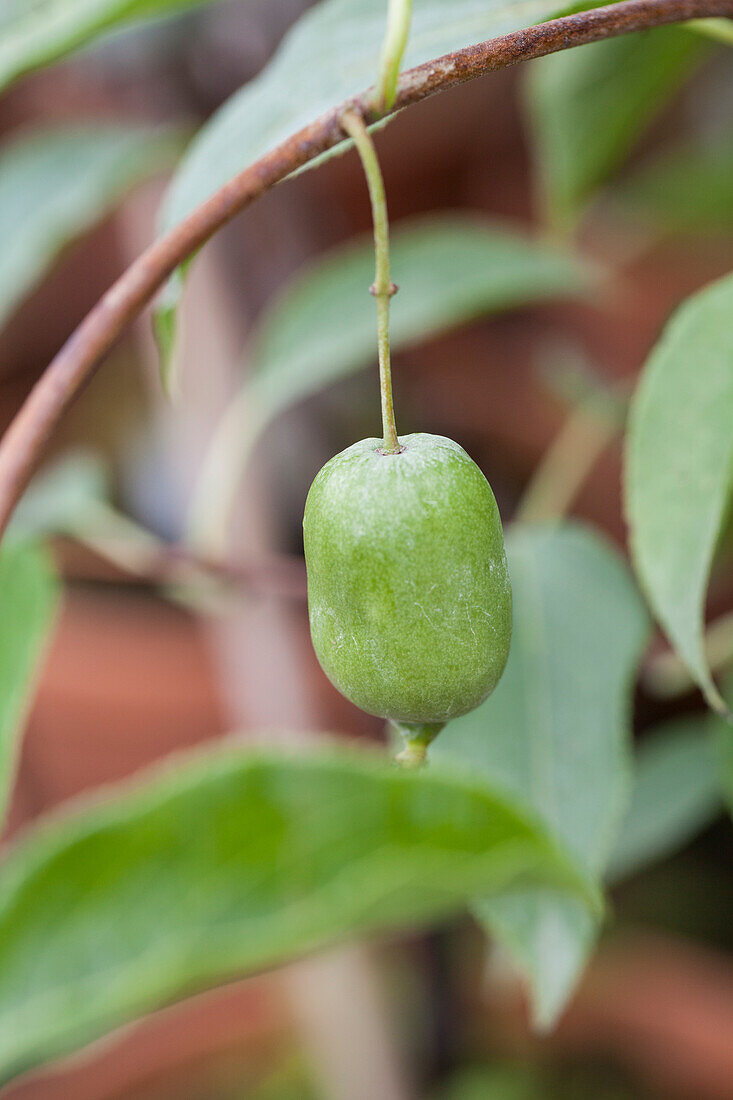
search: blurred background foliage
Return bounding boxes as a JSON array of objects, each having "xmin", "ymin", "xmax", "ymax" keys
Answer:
[{"xmin": 0, "ymin": 1, "xmax": 731, "ymax": 1097}]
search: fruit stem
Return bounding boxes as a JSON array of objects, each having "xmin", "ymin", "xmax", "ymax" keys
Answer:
[
  {"xmin": 340, "ymin": 110, "xmax": 401, "ymax": 455},
  {"xmin": 374, "ymin": 0, "xmax": 413, "ymax": 115}
]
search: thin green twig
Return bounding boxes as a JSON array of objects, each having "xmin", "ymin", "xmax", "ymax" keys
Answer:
[
  {"xmin": 374, "ymin": 0, "xmax": 413, "ymax": 114},
  {"xmin": 517, "ymin": 397, "xmax": 624, "ymax": 524}
]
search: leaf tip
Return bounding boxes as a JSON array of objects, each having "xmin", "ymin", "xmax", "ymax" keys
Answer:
[
  {"xmin": 152, "ymin": 303, "xmax": 179, "ymax": 400},
  {"xmin": 702, "ymin": 679, "xmax": 731, "ymax": 723}
]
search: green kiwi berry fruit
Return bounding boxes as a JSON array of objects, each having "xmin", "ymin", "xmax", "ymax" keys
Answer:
[{"xmin": 303, "ymin": 433, "xmax": 512, "ymax": 742}]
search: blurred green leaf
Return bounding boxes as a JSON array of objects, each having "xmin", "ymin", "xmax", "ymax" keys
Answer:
[
  {"xmin": 715, "ymin": 671, "xmax": 733, "ymax": 814},
  {"xmin": 8, "ymin": 451, "xmax": 194, "ymax": 590},
  {"xmin": 0, "ymin": 124, "xmax": 184, "ymax": 332},
  {"xmin": 625, "ymin": 272, "xmax": 733, "ymax": 716},
  {"xmin": 0, "ymin": 0, "xmax": 220, "ymax": 92},
  {"xmin": 189, "ymin": 214, "xmax": 592, "ymax": 549},
  {"xmin": 433, "ymin": 1064, "xmax": 541, "ymax": 1100},
  {"xmin": 155, "ymin": 0, "xmax": 568, "ymax": 374},
  {"xmin": 248, "ymin": 1059, "xmax": 318, "ymax": 1100},
  {"xmin": 434, "ymin": 522, "xmax": 649, "ymax": 1027},
  {"xmin": 0, "ymin": 743, "xmax": 595, "ymax": 1084},
  {"xmin": 0, "ymin": 542, "xmax": 58, "ymax": 824},
  {"xmin": 615, "ymin": 139, "xmax": 733, "ymax": 234},
  {"xmin": 161, "ymin": 0, "xmax": 563, "ymax": 232},
  {"xmin": 719, "ymin": 736, "xmax": 733, "ymax": 813},
  {"xmin": 524, "ymin": 27, "xmax": 709, "ymax": 229},
  {"xmin": 250, "ymin": 217, "xmax": 591, "ymax": 407},
  {"xmin": 9, "ymin": 451, "xmax": 111, "ymax": 541},
  {"xmin": 608, "ymin": 717, "xmax": 721, "ymax": 881},
  {"xmin": 434, "ymin": 1062, "xmax": 640, "ymax": 1100}
]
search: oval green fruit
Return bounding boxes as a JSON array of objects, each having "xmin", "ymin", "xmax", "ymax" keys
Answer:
[{"xmin": 303, "ymin": 433, "xmax": 512, "ymax": 726}]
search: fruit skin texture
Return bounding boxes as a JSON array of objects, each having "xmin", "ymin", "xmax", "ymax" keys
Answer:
[{"xmin": 303, "ymin": 433, "xmax": 512, "ymax": 725}]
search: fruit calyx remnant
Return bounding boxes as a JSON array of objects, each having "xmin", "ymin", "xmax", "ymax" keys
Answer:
[{"xmin": 392, "ymin": 721, "xmax": 446, "ymax": 768}]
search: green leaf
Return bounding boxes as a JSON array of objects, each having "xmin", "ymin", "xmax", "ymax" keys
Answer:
[
  {"xmin": 0, "ymin": 743, "xmax": 595, "ymax": 1084},
  {"xmin": 154, "ymin": 0, "xmax": 567, "ymax": 366},
  {"xmin": 433, "ymin": 1064, "xmax": 540, "ymax": 1100},
  {"xmin": 8, "ymin": 451, "xmax": 111, "ymax": 541},
  {"xmin": 608, "ymin": 717, "xmax": 721, "ymax": 881},
  {"xmin": 0, "ymin": 0, "xmax": 219, "ymax": 92},
  {"xmin": 625, "ymin": 272, "xmax": 733, "ymax": 716},
  {"xmin": 433, "ymin": 522, "xmax": 650, "ymax": 1026},
  {"xmin": 252, "ymin": 217, "xmax": 590, "ymax": 408},
  {"xmin": 0, "ymin": 543, "xmax": 59, "ymax": 825},
  {"xmin": 189, "ymin": 214, "xmax": 592, "ymax": 549},
  {"xmin": 714, "ymin": 671, "xmax": 733, "ymax": 814},
  {"xmin": 719, "ymin": 733, "xmax": 733, "ymax": 813},
  {"xmin": 524, "ymin": 27, "xmax": 709, "ymax": 229},
  {"xmin": 9, "ymin": 452, "xmax": 180, "ymax": 583},
  {"xmin": 162, "ymin": 0, "xmax": 562, "ymax": 231},
  {"xmin": 0, "ymin": 124, "xmax": 185, "ymax": 332},
  {"xmin": 615, "ymin": 139, "xmax": 733, "ymax": 234}
]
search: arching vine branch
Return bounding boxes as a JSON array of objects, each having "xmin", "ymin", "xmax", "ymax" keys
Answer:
[{"xmin": 0, "ymin": 0, "xmax": 730, "ymax": 540}]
